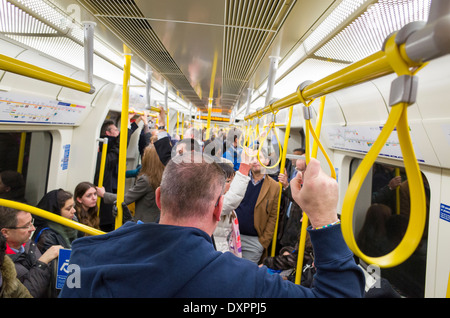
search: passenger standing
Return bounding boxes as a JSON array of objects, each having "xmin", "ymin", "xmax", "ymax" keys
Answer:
[
  {"xmin": 59, "ymin": 155, "xmax": 364, "ymax": 298},
  {"xmin": 224, "ymin": 128, "xmax": 243, "ymax": 171},
  {"xmin": 0, "ymin": 206, "xmax": 62, "ymax": 298},
  {"xmin": 213, "ymin": 149, "xmax": 251, "ymax": 253},
  {"xmin": 277, "ymin": 153, "xmax": 312, "ymax": 250},
  {"xmin": 74, "ymin": 182, "xmax": 99, "ymax": 233},
  {"xmin": 94, "ymin": 116, "xmax": 139, "ymax": 232},
  {"xmin": 97, "ymin": 144, "xmax": 164, "ymax": 223},
  {"xmin": 234, "ymin": 147, "xmax": 280, "ymax": 263},
  {"xmin": 32, "ymin": 189, "xmax": 78, "ymax": 253}
]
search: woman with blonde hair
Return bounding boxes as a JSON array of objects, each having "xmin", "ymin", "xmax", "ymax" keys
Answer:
[{"xmin": 97, "ymin": 144, "xmax": 165, "ymax": 223}]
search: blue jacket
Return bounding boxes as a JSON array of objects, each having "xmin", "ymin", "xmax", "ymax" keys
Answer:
[{"xmin": 59, "ymin": 222, "xmax": 364, "ymax": 298}]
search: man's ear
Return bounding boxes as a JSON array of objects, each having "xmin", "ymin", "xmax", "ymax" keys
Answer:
[
  {"xmin": 155, "ymin": 187, "xmax": 161, "ymax": 209},
  {"xmin": 213, "ymin": 195, "xmax": 223, "ymax": 222}
]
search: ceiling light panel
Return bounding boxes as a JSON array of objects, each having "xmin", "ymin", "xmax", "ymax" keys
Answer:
[
  {"xmin": 315, "ymin": 0, "xmax": 431, "ymax": 62},
  {"xmin": 0, "ymin": 0, "xmax": 56, "ymax": 34},
  {"xmin": 304, "ymin": 0, "xmax": 368, "ymax": 53}
]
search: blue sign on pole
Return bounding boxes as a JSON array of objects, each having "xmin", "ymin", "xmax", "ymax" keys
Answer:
[{"xmin": 56, "ymin": 248, "xmax": 72, "ymax": 289}]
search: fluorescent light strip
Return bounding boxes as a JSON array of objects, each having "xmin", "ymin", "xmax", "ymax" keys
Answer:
[
  {"xmin": 315, "ymin": 0, "xmax": 431, "ymax": 62},
  {"xmin": 0, "ymin": 0, "xmax": 55, "ymax": 34},
  {"xmin": 304, "ymin": 0, "xmax": 368, "ymax": 52}
]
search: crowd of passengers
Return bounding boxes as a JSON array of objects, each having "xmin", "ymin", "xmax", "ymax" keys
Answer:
[{"xmin": 0, "ymin": 107, "xmax": 383, "ymax": 298}]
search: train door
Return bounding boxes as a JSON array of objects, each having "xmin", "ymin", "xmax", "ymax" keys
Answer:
[{"xmin": 0, "ymin": 131, "xmax": 52, "ymax": 205}]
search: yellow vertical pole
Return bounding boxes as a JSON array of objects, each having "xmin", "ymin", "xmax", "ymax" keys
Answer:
[
  {"xmin": 176, "ymin": 111, "xmax": 180, "ymax": 136},
  {"xmin": 206, "ymin": 100, "xmax": 212, "ymax": 140},
  {"xmin": 206, "ymin": 51, "xmax": 218, "ymax": 141},
  {"xmin": 181, "ymin": 113, "xmax": 185, "ymax": 139},
  {"xmin": 96, "ymin": 138, "xmax": 108, "ymax": 212},
  {"xmin": 115, "ymin": 44, "xmax": 132, "ymax": 230},
  {"xmin": 295, "ymin": 96, "xmax": 326, "ymax": 285},
  {"xmin": 446, "ymin": 271, "xmax": 450, "ymax": 298},
  {"xmin": 271, "ymin": 105, "xmax": 294, "ymax": 257},
  {"xmin": 17, "ymin": 132, "xmax": 26, "ymax": 174}
]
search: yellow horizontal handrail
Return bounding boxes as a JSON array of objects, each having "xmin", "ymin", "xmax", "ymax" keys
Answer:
[
  {"xmin": 0, "ymin": 198, "xmax": 105, "ymax": 236},
  {"xmin": 0, "ymin": 54, "xmax": 94, "ymax": 94},
  {"xmin": 129, "ymin": 108, "xmax": 160, "ymax": 116},
  {"xmin": 244, "ymin": 49, "xmax": 413, "ymax": 121}
]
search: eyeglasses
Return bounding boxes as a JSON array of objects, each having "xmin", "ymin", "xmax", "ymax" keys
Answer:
[
  {"xmin": 214, "ymin": 194, "xmax": 222, "ymax": 207},
  {"xmin": 6, "ymin": 218, "xmax": 34, "ymax": 230}
]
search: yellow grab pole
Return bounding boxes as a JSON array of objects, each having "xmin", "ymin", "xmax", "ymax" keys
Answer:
[
  {"xmin": 206, "ymin": 51, "xmax": 218, "ymax": 140},
  {"xmin": 447, "ymin": 271, "xmax": 450, "ymax": 298},
  {"xmin": 181, "ymin": 113, "xmax": 185, "ymax": 139},
  {"xmin": 0, "ymin": 199, "xmax": 105, "ymax": 236},
  {"xmin": 96, "ymin": 138, "xmax": 108, "ymax": 212},
  {"xmin": 270, "ymin": 106, "xmax": 294, "ymax": 257},
  {"xmin": 177, "ymin": 111, "xmax": 180, "ymax": 136},
  {"xmin": 129, "ymin": 108, "xmax": 160, "ymax": 115},
  {"xmin": 17, "ymin": 132, "xmax": 26, "ymax": 174},
  {"xmin": 0, "ymin": 54, "xmax": 94, "ymax": 93},
  {"xmin": 166, "ymin": 107, "xmax": 170, "ymax": 133},
  {"xmin": 115, "ymin": 44, "xmax": 132, "ymax": 230},
  {"xmin": 295, "ymin": 96, "xmax": 332, "ymax": 285},
  {"xmin": 206, "ymin": 101, "xmax": 212, "ymax": 140}
]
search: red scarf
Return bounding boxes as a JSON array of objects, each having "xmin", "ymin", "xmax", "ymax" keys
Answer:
[{"xmin": 5, "ymin": 243, "xmax": 25, "ymax": 254}]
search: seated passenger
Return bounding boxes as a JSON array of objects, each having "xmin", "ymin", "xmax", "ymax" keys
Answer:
[
  {"xmin": 74, "ymin": 182, "xmax": 100, "ymax": 233},
  {"xmin": 0, "ymin": 170, "xmax": 26, "ymax": 203},
  {"xmin": 97, "ymin": 144, "xmax": 164, "ymax": 223},
  {"xmin": 32, "ymin": 189, "xmax": 78, "ymax": 253},
  {"xmin": 59, "ymin": 154, "xmax": 365, "ymax": 298},
  {"xmin": 0, "ymin": 206, "xmax": 62, "ymax": 298},
  {"xmin": 0, "ymin": 232, "xmax": 32, "ymax": 298}
]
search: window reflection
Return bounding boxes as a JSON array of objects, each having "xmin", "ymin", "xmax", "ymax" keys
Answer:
[{"xmin": 351, "ymin": 160, "xmax": 429, "ymax": 298}]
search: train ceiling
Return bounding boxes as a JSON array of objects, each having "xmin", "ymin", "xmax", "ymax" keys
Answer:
[{"xmin": 0, "ymin": 0, "xmax": 432, "ymax": 118}]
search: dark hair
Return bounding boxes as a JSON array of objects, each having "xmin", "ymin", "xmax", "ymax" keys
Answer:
[
  {"xmin": 160, "ymin": 152, "xmax": 225, "ymax": 219},
  {"xmin": 74, "ymin": 182, "xmax": 99, "ymax": 229},
  {"xmin": 100, "ymin": 119, "xmax": 116, "ymax": 136},
  {"xmin": 293, "ymin": 148, "xmax": 305, "ymax": 154},
  {"xmin": 57, "ymin": 190, "xmax": 73, "ymax": 214},
  {"xmin": 217, "ymin": 162, "xmax": 235, "ymax": 179},
  {"xmin": 0, "ymin": 206, "xmax": 19, "ymax": 230},
  {"xmin": 37, "ymin": 189, "xmax": 73, "ymax": 216},
  {"xmin": 0, "ymin": 170, "xmax": 25, "ymax": 201}
]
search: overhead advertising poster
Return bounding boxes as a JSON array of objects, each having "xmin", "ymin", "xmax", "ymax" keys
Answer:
[
  {"xmin": 323, "ymin": 125, "xmax": 424, "ymax": 162},
  {"xmin": 0, "ymin": 91, "xmax": 86, "ymax": 125}
]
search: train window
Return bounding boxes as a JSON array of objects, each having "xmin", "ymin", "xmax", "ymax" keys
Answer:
[
  {"xmin": 0, "ymin": 131, "xmax": 52, "ymax": 205},
  {"xmin": 349, "ymin": 159, "xmax": 430, "ymax": 298}
]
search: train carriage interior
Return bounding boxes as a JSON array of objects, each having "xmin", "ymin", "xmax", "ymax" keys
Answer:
[{"xmin": 1, "ymin": 0, "xmax": 450, "ymax": 298}]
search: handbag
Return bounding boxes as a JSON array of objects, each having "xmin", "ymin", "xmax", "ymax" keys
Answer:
[{"xmin": 227, "ymin": 211, "xmax": 242, "ymax": 257}]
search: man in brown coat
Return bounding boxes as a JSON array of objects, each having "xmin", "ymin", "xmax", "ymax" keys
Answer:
[{"xmin": 234, "ymin": 148, "xmax": 280, "ymax": 263}]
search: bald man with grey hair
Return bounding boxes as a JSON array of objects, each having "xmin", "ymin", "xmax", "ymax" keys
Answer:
[{"xmin": 60, "ymin": 155, "xmax": 364, "ymax": 298}]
